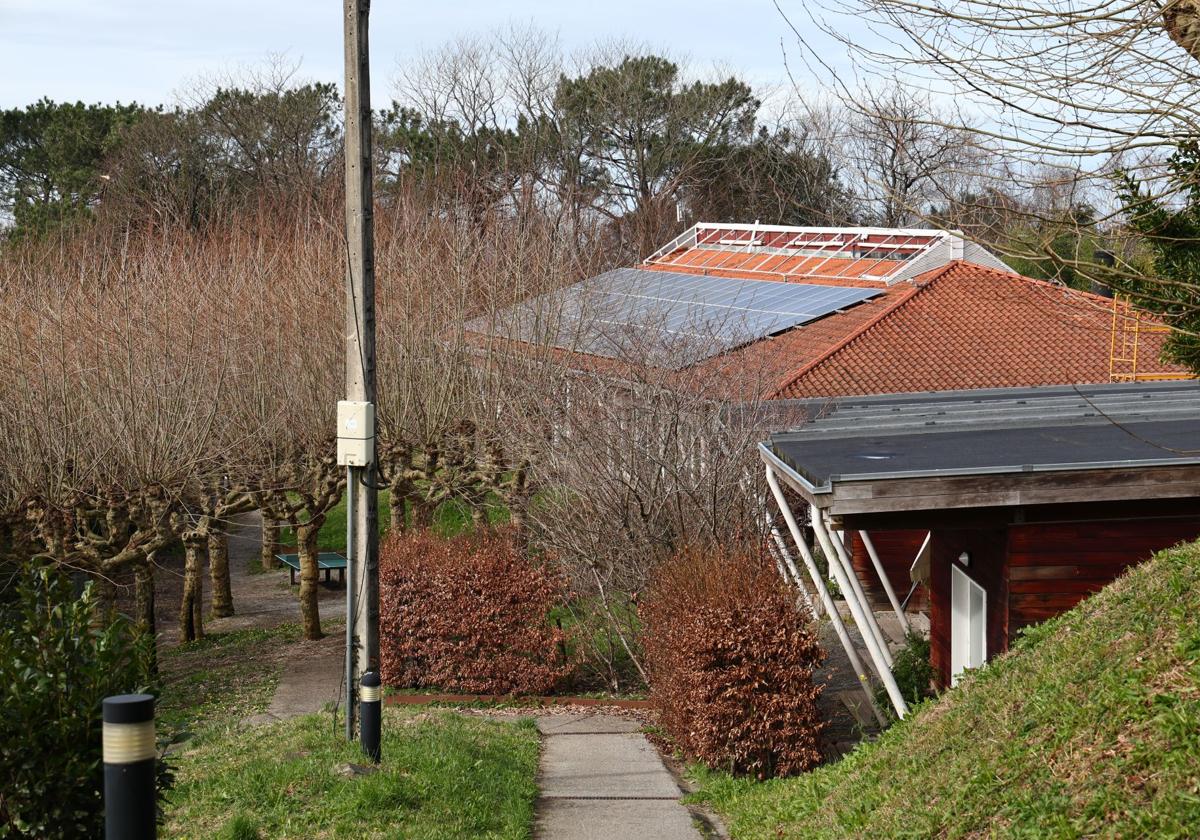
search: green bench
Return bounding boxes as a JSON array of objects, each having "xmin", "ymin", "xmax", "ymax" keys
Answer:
[{"xmin": 275, "ymin": 552, "xmax": 347, "ymax": 586}]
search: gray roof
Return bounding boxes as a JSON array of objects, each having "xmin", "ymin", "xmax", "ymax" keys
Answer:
[{"xmin": 764, "ymin": 381, "xmax": 1200, "ymax": 495}]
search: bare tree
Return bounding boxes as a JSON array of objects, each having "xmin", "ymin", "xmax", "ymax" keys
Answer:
[
  {"xmin": 838, "ymin": 88, "xmax": 985, "ymax": 226},
  {"xmin": 778, "ymin": 0, "xmax": 1200, "ymax": 278}
]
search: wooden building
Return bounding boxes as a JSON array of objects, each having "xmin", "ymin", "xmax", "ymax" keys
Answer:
[{"xmin": 761, "ymin": 382, "xmax": 1200, "ymax": 716}]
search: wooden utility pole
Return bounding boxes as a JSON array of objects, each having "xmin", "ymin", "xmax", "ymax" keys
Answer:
[{"xmin": 343, "ymin": 0, "xmax": 379, "ymax": 738}]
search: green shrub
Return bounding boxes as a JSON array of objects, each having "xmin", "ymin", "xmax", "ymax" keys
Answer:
[
  {"xmin": 875, "ymin": 631, "xmax": 935, "ymax": 719},
  {"xmin": 0, "ymin": 567, "xmax": 163, "ymax": 838}
]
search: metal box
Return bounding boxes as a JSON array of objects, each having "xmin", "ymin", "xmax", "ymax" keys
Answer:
[{"xmin": 336, "ymin": 400, "xmax": 375, "ymax": 467}]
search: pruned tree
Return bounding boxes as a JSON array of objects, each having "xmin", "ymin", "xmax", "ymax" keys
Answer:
[{"xmin": 0, "ymin": 222, "xmax": 261, "ymax": 645}]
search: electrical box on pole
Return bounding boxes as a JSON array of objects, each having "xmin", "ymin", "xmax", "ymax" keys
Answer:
[{"xmin": 336, "ymin": 400, "xmax": 375, "ymax": 467}]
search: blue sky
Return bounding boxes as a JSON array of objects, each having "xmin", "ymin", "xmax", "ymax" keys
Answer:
[{"xmin": 0, "ymin": 1, "xmax": 861, "ymax": 108}]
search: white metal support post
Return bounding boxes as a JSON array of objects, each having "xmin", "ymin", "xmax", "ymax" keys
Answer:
[
  {"xmin": 343, "ymin": 0, "xmax": 379, "ymax": 740},
  {"xmin": 764, "ymin": 463, "xmax": 887, "ymax": 726},
  {"xmin": 810, "ymin": 504, "xmax": 909, "ymax": 718},
  {"xmin": 823, "ymin": 519, "xmax": 894, "ymax": 669},
  {"xmin": 859, "ymin": 531, "xmax": 911, "ymax": 634},
  {"xmin": 758, "ymin": 499, "xmax": 818, "ymax": 616},
  {"xmin": 766, "ymin": 522, "xmax": 818, "ymax": 616}
]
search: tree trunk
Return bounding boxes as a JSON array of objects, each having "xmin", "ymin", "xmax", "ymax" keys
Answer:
[
  {"xmin": 90, "ymin": 573, "xmax": 117, "ymax": 628},
  {"xmin": 179, "ymin": 538, "xmax": 207, "ymax": 643},
  {"xmin": 135, "ymin": 557, "xmax": 157, "ymax": 673},
  {"xmin": 297, "ymin": 520, "xmax": 323, "ymax": 640},
  {"xmin": 261, "ymin": 518, "xmax": 280, "ymax": 570},
  {"xmin": 135, "ymin": 559, "xmax": 156, "ymax": 636},
  {"xmin": 509, "ymin": 493, "xmax": 530, "ymax": 546},
  {"xmin": 208, "ymin": 528, "xmax": 233, "ymax": 618},
  {"xmin": 389, "ymin": 494, "xmax": 406, "ymax": 533},
  {"xmin": 412, "ymin": 500, "xmax": 436, "ymax": 530}
]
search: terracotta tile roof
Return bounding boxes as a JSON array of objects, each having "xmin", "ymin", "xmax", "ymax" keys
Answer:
[
  {"xmin": 771, "ymin": 261, "xmax": 1189, "ymax": 399},
  {"xmin": 467, "ymin": 253, "xmax": 1190, "ymax": 401},
  {"xmin": 691, "ymin": 283, "xmax": 918, "ymax": 398}
]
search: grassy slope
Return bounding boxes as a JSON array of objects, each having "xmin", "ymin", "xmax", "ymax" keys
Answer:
[
  {"xmin": 157, "ymin": 622, "xmax": 305, "ymax": 736},
  {"xmin": 690, "ymin": 541, "xmax": 1200, "ymax": 839},
  {"xmin": 165, "ymin": 709, "xmax": 539, "ymax": 840}
]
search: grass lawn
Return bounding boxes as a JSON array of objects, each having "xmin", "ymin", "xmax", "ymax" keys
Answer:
[
  {"xmin": 157, "ymin": 622, "xmax": 310, "ymax": 737},
  {"xmin": 164, "ymin": 709, "xmax": 540, "ymax": 840},
  {"xmin": 687, "ymin": 540, "xmax": 1200, "ymax": 838},
  {"xmin": 280, "ymin": 491, "xmax": 510, "ymax": 552}
]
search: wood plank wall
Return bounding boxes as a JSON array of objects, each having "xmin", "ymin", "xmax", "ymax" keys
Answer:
[
  {"xmin": 1006, "ymin": 517, "xmax": 1200, "ymax": 634},
  {"xmin": 850, "ymin": 529, "xmax": 929, "ymax": 612}
]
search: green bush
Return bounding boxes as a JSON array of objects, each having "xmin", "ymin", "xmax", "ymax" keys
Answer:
[
  {"xmin": 0, "ymin": 567, "xmax": 163, "ymax": 838},
  {"xmin": 875, "ymin": 631, "xmax": 935, "ymax": 717}
]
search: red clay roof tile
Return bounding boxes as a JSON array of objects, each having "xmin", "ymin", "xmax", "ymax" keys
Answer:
[{"xmin": 771, "ymin": 261, "xmax": 1189, "ymax": 399}]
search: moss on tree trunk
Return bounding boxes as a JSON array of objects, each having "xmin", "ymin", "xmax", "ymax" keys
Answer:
[
  {"xmin": 261, "ymin": 519, "xmax": 280, "ymax": 570},
  {"xmin": 209, "ymin": 528, "xmax": 233, "ymax": 618},
  {"xmin": 179, "ymin": 537, "xmax": 207, "ymax": 642},
  {"xmin": 389, "ymin": 496, "xmax": 407, "ymax": 533},
  {"xmin": 297, "ymin": 518, "xmax": 323, "ymax": 640},
  {"xmin": 135, "ymin": 558, "xmax": 157, "ymax": 673}
]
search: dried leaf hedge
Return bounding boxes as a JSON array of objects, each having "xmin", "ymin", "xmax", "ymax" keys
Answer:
[
  {"xmin": 643, "ymin": 545, "xmax": 826, "ymax": 778},
  {"xmin": 379, "ymin": 529, "xmax": 571, "ymax": 695}
]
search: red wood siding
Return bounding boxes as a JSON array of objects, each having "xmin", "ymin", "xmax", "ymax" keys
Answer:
[
  {"xmin": 1006, "ymin": 518, "xmax": 1200, "ymax": 633},
  {"xmin": 928, "ymin": 528, "xmax": 1008, "ymax": 688},
  {"xmin": 850, "ymin": 529, "xmax": 929, "ymax": 612}
]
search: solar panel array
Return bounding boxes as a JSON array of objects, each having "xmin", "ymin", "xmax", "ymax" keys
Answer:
[{"xmin": 472, "ymin": 267, "xmax": 881, "ymax": 369}]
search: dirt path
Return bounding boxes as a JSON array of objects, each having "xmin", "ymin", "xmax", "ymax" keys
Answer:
[{"xmin": 153, "ymin": 511, "xmax": 344, "ymax": 646}]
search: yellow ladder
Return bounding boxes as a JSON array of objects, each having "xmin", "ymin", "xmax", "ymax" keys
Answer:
[{"xmin": 1108, "ymin": 294, "xmax": 1190, "ymax": 382}]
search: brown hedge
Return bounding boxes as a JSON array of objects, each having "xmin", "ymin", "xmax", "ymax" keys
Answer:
[
  {"xmin": 379, "ymin": 528, "xmax": 571, "ymax": 695},
  {"xmin": 642, "ymin": 544, "xmax": 826, "ymax": 778}
]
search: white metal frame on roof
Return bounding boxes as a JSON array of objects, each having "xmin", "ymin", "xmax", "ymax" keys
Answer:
[{"xmin": 644, "ymin": 222, "xmax": 1013, "ymax": 285}]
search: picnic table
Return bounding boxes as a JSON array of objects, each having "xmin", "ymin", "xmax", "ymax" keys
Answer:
[{"xmin": 275, "ymin": 552, "xmax": 347, "ymax": 586}]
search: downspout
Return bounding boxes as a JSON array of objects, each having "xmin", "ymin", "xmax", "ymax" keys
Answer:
[
  {"xmin": 765, "ymin": 464, "xmax": 887, "ymax": 727},
  {"xmin": 861, "ymin": 530, "xmax": 911, "ymax": 634},
  {"xmin": 811, "ymin": 503, "xmax": 910, "ymax": 719}
]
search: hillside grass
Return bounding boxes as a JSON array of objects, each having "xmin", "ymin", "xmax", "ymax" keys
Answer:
[
  {"xmin": 689, "ymin": 540, "xmax": 1200, "ymax": 839},
  {"xmin": 164, "ymin": 709, "xmax": 539, "ymax": 839},
  {"xmin": 157, "ymin": 622, "xmax": 305, "ymax": 738}
]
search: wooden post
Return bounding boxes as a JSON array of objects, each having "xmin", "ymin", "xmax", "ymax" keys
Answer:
[{"xmin": 343, "ymin": 0, "xmax": 379, "ymax": 739}]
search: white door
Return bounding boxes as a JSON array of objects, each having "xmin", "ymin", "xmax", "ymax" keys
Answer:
[{"xmin": 950, "ymin": 564, "xmax": 987, "ymax": 686}]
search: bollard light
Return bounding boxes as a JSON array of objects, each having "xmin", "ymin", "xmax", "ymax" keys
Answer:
[
  {"xmin": 360, "ymin": 670, "xmax": 381, "ymax": 763},
  {"xmin": 103, "ymin": 693, "xmax": 157, "ymax": 840}
]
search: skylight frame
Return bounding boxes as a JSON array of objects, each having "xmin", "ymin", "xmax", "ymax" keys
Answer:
[{"xmin": 644, "ymin": 223, "xmax": 963, "ymax": 285}]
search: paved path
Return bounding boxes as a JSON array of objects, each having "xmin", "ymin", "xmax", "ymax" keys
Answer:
[
  {"xmin": 243, "ymin": 633, "xmax": 344, "ymax": 725},
  {"xmin": 534, "ymin": 713, "xmax": 705, "ymax": 840}
]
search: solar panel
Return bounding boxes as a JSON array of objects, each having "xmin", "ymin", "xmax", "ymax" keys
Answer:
[{"xmin": 471, "ymin": 268, "xmax": 881, "ymax": 369}]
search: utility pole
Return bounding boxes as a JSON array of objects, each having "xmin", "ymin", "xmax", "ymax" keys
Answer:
[{"xmin": 342, "ymin": 0, "xmax": 378, "ymax": 739}]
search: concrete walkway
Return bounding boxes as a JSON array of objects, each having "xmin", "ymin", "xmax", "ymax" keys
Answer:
[
  {"xmin": 243, "ymin": 633, "xmax": 344, "ymax": 725},
  {"xmin": 534, "ymin": 713, "xmax": 705, "ymax": 840}
]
